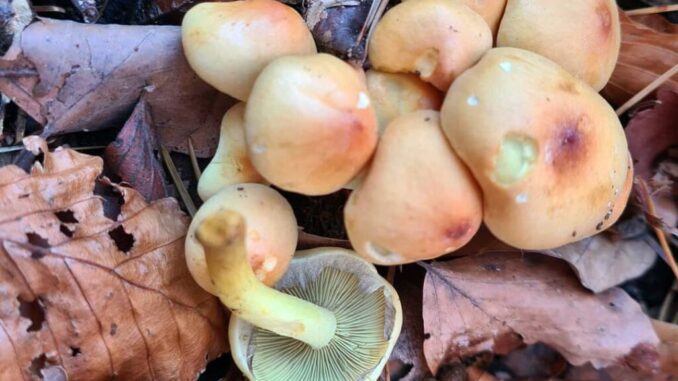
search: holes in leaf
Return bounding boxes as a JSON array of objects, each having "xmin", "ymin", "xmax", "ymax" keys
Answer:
[
  {"xmin": 29, "ymin": 353, "xmax": 48, "ymax": 377},
  {"xmin": 109, "ymin": 226, "xmax": 135, "ymax": 254},
  {"xmin": 26, "ymin": 232, "xmax": 49, "ymax": 259},
  {"xmin": 69, "ymin": 346, "xmax": 81, "ymax": 357},
  {"xmin": 59, "ymin": 224, "xmax": 74, "ymax": 238},
  {"xmin": 388, "ymin": 359, "xmax": 413, "ymax": 381},
  {"xmin": 18, "ymin": 296, "xmax": 45, "ymax": 332},
  {"xmin": 94, "ymin": 181, "xmax": 124, "ymax": 221},
  {"xmin": 110, "ymin": 323, "xmax": 118, "ymax": 336},
  {"xmin": 55, "ymin": 210, "xmax": 78, "ymax": 223}
]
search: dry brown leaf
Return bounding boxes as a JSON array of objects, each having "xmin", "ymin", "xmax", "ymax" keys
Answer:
[
  {"xmin": 544, "ymin": 234, "xmax": 657, "ymax": 293},
  {"xmin": 0, "ymin": 137, "xmax": 227, "ymax": 380},
  {"xmin": 387, "ymin": 265, "xmax": 431, "ymax": 381},
  {"xmin": 602, "ymin": 11, "xmax": 678, "ymax": 107},
  {"xmin": 104, "ymin": 98, "xmax": 168, "ymax": 202},
  {"xmin": 653, "ymin": 319, "xmax": 678, "ymax": 375},
  {"xmin": 421, "ymin": 253, "xmax": 660, "ymax": 376},
  {"xmin": 0, "ymin": 17, "xmax": 235, "ymax": 157}
]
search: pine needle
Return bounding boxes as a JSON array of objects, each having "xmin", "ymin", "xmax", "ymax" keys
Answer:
[
  {"xmin": 616, "ymin": 64, "xmax": 678, "ymax": 116},
  {"xmin": 160, "ymin": 144, "xmax": 197, "ymax": 217},
  {"xmin": 187, "ymin": 137, "xmax": 202, "ymax": 181},
  {"xmin": 626, "ymin": 4, "xmax": 678, "ymax": 16}
]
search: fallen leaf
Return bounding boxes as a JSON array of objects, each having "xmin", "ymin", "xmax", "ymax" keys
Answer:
[
  {"xmin": 105, "ymin": 98, "xmax": 168, "ymax": 202},
  {"xmin": 602, "ymin": 11, "xmax": 678, "ymax": 107},
  {"xmin": 499, "ymin": 343, "xmax": 568, "ymax": 379},
  {"xmin": 0, "ymin": 17, "xmax": 235, "ymax": 157},
  {"xmin": 0, "ymin": 137, "xmax": 227, "ymax": 380},
  {"xmin": 387, "ymin": 265, "xmax": 431, "ymax": 381},
  {"xmin": 421, "ymin": 252, "xmax": 660, "ymax": 375},
  {"xmin": 653, "ymin": 319, "xmax": 678, "ymax": 375},
  {"xmin": 544, "ymin": 233, "xmax": 657, "ymax": 293}
]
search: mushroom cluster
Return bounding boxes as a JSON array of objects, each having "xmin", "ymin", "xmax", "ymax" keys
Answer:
[{"xmin": 181, "ymin": 0, "xmax": 630, "ymax": 379}]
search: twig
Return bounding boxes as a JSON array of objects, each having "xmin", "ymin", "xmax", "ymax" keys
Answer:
[
  {"xmin": 31, "ymin": 5, "xmax": 66, "ymax": 13},
  {"xmin": 625, "ymin": 4, "xmax": 678, "ymax": 16},
  {"xmin": 659, "ymin": 281, "xmax": 677, "ymax": 322},
  {"xmin": 0, "ymin": 68, "xmax": 39, "ymax": 78},
  {"xmin": 159, "ymin": 145, "xmax": 197, "ymax": 217},
  {"xmin": 616, "ymin": 64, "xmax": 678, "ymax": 116},
  {"xmin": 187, "ymin": 137, "xmax": 202, "ymax": 181},
  {"xmin": 0, "ymin": 144, "xmax": 106, "ymax": 153},
  {"xmin": 636, "ymin": 178, "xmax": 678, "ymax": 281},
  {"xmin": 386, "ymin": 266, "xmax": 396, "ymax": 285}
]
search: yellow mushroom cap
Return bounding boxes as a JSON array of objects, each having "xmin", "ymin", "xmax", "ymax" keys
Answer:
[
  {"xmin": 369, "ymin": 0, "xmax": 492, "ymax": 91},
  {"xmin": 497, "ymin": 0, "xmax": 620, "ymax": 91},
  {"xmin": 441, "ymin": 47, "xmax": 630, "ymax": 250},
  {"xmin": 198, "ymin": 103, "xmax": 266, "ymax": 201},
  {"xmin": 345, "ymin": 111, "xmax": 483, "ymax": 265},
  {"xmin": 366, "ymin": 70, "xmax": 443, "ymax": 135},
  {"xmin": 181, "ymin": 0, "xmax": 317, "ymax": 100},
  {"xmin": 245, "ymin": 53, "xmax": 378, "ymax": 196},
  {"xmin": 185, "ymin": 184, "xmax": 297, "ymax": 293}
]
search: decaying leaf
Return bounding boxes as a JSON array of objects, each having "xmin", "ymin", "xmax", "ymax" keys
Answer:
[
  {"xmin": 105, "ymin": 98, "xmax": 168, "ymax": 202},
  {"xmin": 387, "ymin": 265, "xmax": 431, "ymax": 381},
  {"xmin": 0, "ymin": 137, "xmax": 227, "ymax": 380},
  {"xmin": 545, "ymin": 233, "xmax": 657, "ymax": 293},
  {"xmin": 422, "ymin": 253, "xmax": 660, "ymax": 375},
  {"xmin": 0, "ymin": 17, "xmax": 235, "ymax": 157},
  {"xmin": 602, "ymin": 11, "xmax": 678, "ymax": 107}
]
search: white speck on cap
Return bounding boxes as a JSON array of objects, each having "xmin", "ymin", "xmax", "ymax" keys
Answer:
[
  {"xmin": 262, "ymin": 256, "xmax": 278, "ymax": 272},
  {"xmin": 356, "ymin": 92, "xmax": 370, "ymax": 109},
  {"xmin": 515, "ymin": 193, "xmax": 528, "ymax": 204},
  {"xmin": 251, "ymin": 144, "xmax": 267, "ymax": 154},
  {"xmin": 499, "ymin": 61, "xmax": 512, "ymax": 72},
  {"xmin": 467, "ymin": 95, "xmax": 479, "ymax": 106}
]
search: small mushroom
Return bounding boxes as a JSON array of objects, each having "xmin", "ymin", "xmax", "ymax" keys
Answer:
[
  {"xmin": 197, "ymin": 211, "xmax": 402, "ymax": 381},
  {"xmin": 245, "ymin": 53, "xmax": 378, "ymax": 196},
  {"xmin": 497, "ymin": 0, "xmax": 620, "ymax": 90},
  {"xmin": 441, "ymin": 47, "xmax": 630, "ymax": 249},
  {"xmin": 369, "ymin": 0, "xmax": 492, "ymax": 91},
  {"xmin": 198, "ymin": 103, "xmax": 266, "ymax": 201},
  {"xmin": 345, "ymin": 110, "xmax": 482, "ymax": 265},
  {"xmin": 185, "ymin": 183, "xmax": 297, "ymax": 293},
  {"xmin": 181, "ymin": 0, "xmax": 317, "ymax": 100},
  {"xmin": 366, "ymin": 70, "xmax": 443, "ymax": 135}
]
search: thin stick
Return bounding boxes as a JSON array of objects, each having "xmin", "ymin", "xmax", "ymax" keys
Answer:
[
  {"xmin": 637, "ymin": 178, "xmax": 678, "ymax": 281},
  {"xmin": 187, "ymin": 137, "xmax": 202, "ymax": 181},
  {"xmin": 0, "ymin": 68, "xmax": 38, "ymax": 78},
  {"xmin": 0, "ymin": 144, "xmax": 106, "ymax": 153},
  {"xmin": 31, "ymin": 5, "xmax": 67, "ymax": 13},
  {"xmin": 616, "ymin": 64, "xmax": 678, "ymax": 116},
  {"xmin": 159, "ymin": 145, "xmax": 197, "ymax": 217},
  {"xmin": 658, "ymin": 281, "xmax": 677, "ymax": 322},
  {"xmin": 626, "ymin": 4, "xmax": 678, "ymax": 16}
]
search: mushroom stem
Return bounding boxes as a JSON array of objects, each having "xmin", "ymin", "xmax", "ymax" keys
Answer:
[{"xmin": 196, "ymin": 210, "xmax": 337, "ymax": 349}]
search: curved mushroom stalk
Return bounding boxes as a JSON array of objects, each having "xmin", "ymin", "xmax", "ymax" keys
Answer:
[
  {"xmin": 196, "ymin": 210, "xmax": 337, "ymax": 349},
  {"xmin": 228, "ymin": 247, "xmax": 403, "ymax": 381}
]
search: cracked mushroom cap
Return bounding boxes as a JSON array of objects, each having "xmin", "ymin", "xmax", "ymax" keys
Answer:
[
  {"xmin": 229, "ymin": 247, "xmax": 402, "ymax": 381},
  {"xmin": 198, "ymin": 103, "xmax": 266, "ymax": 201},
  {"xmin": 369, "ymin": 0, "xmax": 492, "ymax": 91},
  {"xmin": 181, "ymin": 0, "xmax": 316, "ymax": 100},
  {"xmin": 440, "ymin": 48, "xmax": 630, "ymax": 249},
  {"xmin": 185, "ymin": 183, "xmax": 297, "ymax": 293},
  {"xmin": 245, "ymin": 53, "xmax": 378, "ymax": 195},
  {"xmin": 497, "ymin": 0, "xmax": 620, "ymax": 91},
  {"xmin": 345, "ymin": 110, "xmax": 482, "ymax": 265}
]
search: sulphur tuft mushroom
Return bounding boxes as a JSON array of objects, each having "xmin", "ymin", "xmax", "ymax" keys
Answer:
[
  {"xmin": 497, "ymin": 0, "xmax": 620, "ymax": 91},
  {"xmin": 198, "ymin": 103, "xmax": 266, "ymax": 201},
  {"xmin": 366, "ymin": 70, "xmax": 443, "ymax": 135},
  {"xmin": 245, "ymin": 53, "xmax": 378, "ymax": 196},
  {"xmin": 197, "ymin": 211, "xmax": 402, "ymax": 381},
  {"xmin": 345, "ymin": 110, "xmax": 483, "ymax": 265},
  {"xmin": 185, "ymin": 183, "xmax": 297, "ymax": 293},
  {"xmin": 369, "ymin": 0, "xmax": 492, "ymax": 91},
  {"xmin": 181, "ymin": 0, "xmax": 317, "ymax": 100},
  {"xmin": 441, "ymin": 47, "xmax": 630, "ymax": 250}
]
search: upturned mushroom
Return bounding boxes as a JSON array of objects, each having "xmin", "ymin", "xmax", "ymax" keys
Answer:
[
  {"xmin": 369, "ymin": 0, "xmax": 492, "ymax": 91},
  {"xmin": 245, "ymin": 53, "xmax": 378, "ymax": 195},
  {"xmin": 197, "ymin": 211, "xmax": 402, "ymax": 381},
  {"xmin": 198, "ymin": 103, "xmax": 265, "ymax": 201},
  {"xmin": 497, "ymin": 0, "xmax": 620, "ymax": 91},
  {"xmin": 185, "ymin": 183, "xmax": 297, "ymax": 293},
  {"xmin": 181, "ymin": 0, "xmax": 317, "ymax": 100},
  {"xmin": 441, "ymin": 47, "xmax": 630, "ymax": 249},
  {"xmin": 345, "ymin": 110, "xmax": 482, "ymax": 265},
  {"xmin": 366, "ymin": 70, "xmax": 443, "ymax": 134}
]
